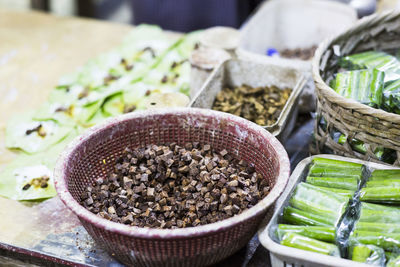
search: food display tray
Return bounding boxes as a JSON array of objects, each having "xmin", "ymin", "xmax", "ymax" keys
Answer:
[{"xmin": 258, "ymin": 154, "xmax": 396, "ymax": 267}]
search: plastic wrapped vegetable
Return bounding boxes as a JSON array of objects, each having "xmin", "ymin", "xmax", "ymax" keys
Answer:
[
  {"xmin": 387, "ymin": 254, "xmax": 400, "ymax": 267},
  {"xmin": 306, "ymin": 176, "xmax": 358, "ymax": 191},
  {"xmin": 358, "ymin": 202, "xmax": 400, "ymax": 224},
  {"xmin": 308, "ymin": 157, "xmax": 363, "ymax": 179},
  {"xmin": 340, "ymin": 51, "xmax": 400, "ymax": 82},
  {"xmin": 280, "ymin": 232, "xmax": 340, "ymax": 257},
  {"xmin": 288, "ymin": 182, "xmax": 349, "ymax": 226},
  {"xmin": 277, "ymin": 225, "xmax": 336, "ymax": 243},
  {"xmin": 350, "ymin": 244, "xmax": 385, "ymax": 266},
  {"xmin": 350, "ymin": 230, "xmax": 400, "ymax": 251},
  {"xmin": 360, "ymin": 187, "xmax": 400, "ymax": 203},
  {"xmin": 331, "ymin": 69, "xmax": 385, "ymax": 107},
  {"xmin": 370, "ymin": 169, "xmax": 400, "ymax": 180},
  {"xmin": 282, "ymin": 206, "xmax": 334, "ymax": 226},
  {"xmin": 361, "ymin": 169, "xmax": 400, "ymax": 203}
]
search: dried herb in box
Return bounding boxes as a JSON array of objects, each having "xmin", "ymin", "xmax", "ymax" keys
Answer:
[{"xmin": 212, "ymin": 84, "xmax": 291, "ymax": 126}]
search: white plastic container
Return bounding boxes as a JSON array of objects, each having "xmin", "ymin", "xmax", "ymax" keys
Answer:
[
  {"xmin": 237, "ymin": 0, "xmax": 358, "ymax": 70},
  {"xmin": 258, "ymin": 154, "xmax": 396, "ymax": 267}
]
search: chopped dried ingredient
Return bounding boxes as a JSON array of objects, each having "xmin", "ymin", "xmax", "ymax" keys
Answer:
[
  {"xmin": 55, "ymin": 105, "xmax": 74, "ymax": 116},
  {"xmin": 142, "ymin": 47, "xmax": 156, "ymax": 58},
  {"xmin": 25, "ymin": 124, "xmax": 46, "ymax": 137},
  {"xmin": 78, "ymin": 86, "xmax": 90, "ymax": 100},
  {"xmin": 80, "ymin": 142, "xmax": 270, "ymax": 229},
  {"xmin": 280, "ymin": 45, "xmax": 317, "ymax": 60},
  {"xmin": 103, "ymin": 74, "xmax": 120, "ymax": 85},
  {"xmin": 21, "ymin": 175, "xmax": 50, "ymax": 191},
  {"xmin": 212, "ymin": 84, "xmax": 291, "ymax": 126},
  {"xmin": 120, "ymin": 58, "xmax": 133, "ymax": 71},
  {"xmin": 123, "ymin": 104, "xmax": 137, "ymax": 114},
  {"xmin": 161, "ymin": 75, "xmax": 168, "ymax": 83}
]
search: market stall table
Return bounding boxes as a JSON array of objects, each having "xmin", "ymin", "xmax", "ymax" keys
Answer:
[{"xmin": 0, "ymin": 8, "xmax": 314, "ymax": 267}]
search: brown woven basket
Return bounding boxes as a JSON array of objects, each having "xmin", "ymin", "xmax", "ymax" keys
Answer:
[{"xmin": 312, "ymin": 10, "xmax": 400, "ymax": 166}]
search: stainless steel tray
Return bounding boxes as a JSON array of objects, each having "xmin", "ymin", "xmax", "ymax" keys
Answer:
[{"xmin": 189, "ymin": 58, "xmax": 307, "ymax": 142}]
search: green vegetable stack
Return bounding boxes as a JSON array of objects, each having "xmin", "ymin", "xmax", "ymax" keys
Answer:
[
  {"xmin": 323, "ymin": 50, "xmax": 400, "ymax": 164},
  {"xmin": 278, "ymin": 157, "xmax": 360, "ymax": 257},
  {"xmin": 0, "ymin": 25, "xmax": 201, "ymax": 201},
  {"xmin": 277, "ymin": 157, "xmax": 400, "ymax": 266}
]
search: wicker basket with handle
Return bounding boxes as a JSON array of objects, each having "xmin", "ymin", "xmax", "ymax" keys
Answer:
[{"xmin": 312, "ymin": 10, "xmax": 400, "ymax": 166}]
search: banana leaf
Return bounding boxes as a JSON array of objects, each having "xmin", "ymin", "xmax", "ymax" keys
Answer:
[
  {"xmin": 350, "ymin": 244, "xmax": 385, "ymax": 266},
  {"xmin": 277, "ymin": 225, "xmax": 336, "ymax": 243},
  {"xmin": 280, "ymin": 233, "xmax": 340, "ymax": 256},
  {"xmin": 331, "ymin": 69, "xmax": 385, "ymax": 107}
]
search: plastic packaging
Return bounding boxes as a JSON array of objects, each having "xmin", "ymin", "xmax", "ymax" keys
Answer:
[{"xmin": 260, "ymin": 155, "xmax": 400, "ymax": 267}]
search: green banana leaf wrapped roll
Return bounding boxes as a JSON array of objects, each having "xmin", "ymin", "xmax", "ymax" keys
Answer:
[
  {"xmin": 360, "ymin": 187, "xmax": 400, "ymax": 203},
  {"xmin": 350, "ymin": 230, "xmax": 400, "ymax": 251},
  {"xmin": 350, "ymin": 244, "xmax": 385, "ymax": 266},
  {"xmin": 282, "ymin": 206, "xmax": 334, "ymax": 226},
  {"xmin": 288, "ymin": 182, "xmax": 349, "ymax": 226},
  {"xmin": 331, "ymin": 69, "xmax": 385, "ymax": 107},
  {"xmin": 280, "ymin": 232, "xmax": 340, "ymax": 257},
  {"xmin": 370, "ymin": 169, "xmax": 400, "ymax": 180},
  {"xmin": 387, "ymin": 254, "xmax": 400, "ymax": 267},
  {"xmin": 309, "ymin": 157, "xmax": 363, "ymax": 179},
  {"xmin": 306, "ymin": 176, "xmax": 358, "ymax": 191},
  {"xmin": 359, "ymin": 203, "xmax": 400, "ymax": 224},
  {"xmin": 340, "ymin": 51, "xmax": 400, "ymax": 82},
  {"xmin": 277, "ymin": 225, "xmax": 336, "ymax": 243},
  {"xmin": 355, "ymin": 222, "xmax": 400, "ymax": 234},
  {"xmin": 384, "ymin": 79, "xmax": 400, "ymax": 114}
]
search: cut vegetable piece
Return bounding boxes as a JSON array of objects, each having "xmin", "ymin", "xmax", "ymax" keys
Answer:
[
  {"xmin": 5, "ymin": 111, "xmax": 73, "ymax": 154},
  {"xmin": 282, "ymin": 206, "xmax": 334, "ymax": 226},
  {"xmin": 280, "ymin": 233, "xmax": 340, "ymax": 256},
  {"xmin": 332, "ymin": 69, "xmax": 385, "ymax": 107},
  {"xmin": 351, "ymin": 230, "xmax": 400, "ymax": 250},
  {"xmin": 350, "ymin": 244, "xmax": 385, "ymax": 266},
  {"xmin": 306, "ymin": 176, "xmax": 358, "ymax": 191},
  {"xmin": 277, "ymin": 225, "xmax": 336, "ymax": 242},
  {"xmin": 360, "ymin": 187, "xmax": 400, "ymax": 203}
]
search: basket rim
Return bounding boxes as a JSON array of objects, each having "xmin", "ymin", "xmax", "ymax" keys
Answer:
[
  {"xmin": 312, "ymin": 10, "xmax": 400, "ymax": 124},
  {"xmin": 54, "ymin": 107, "xmax": 290, "ymax": 239}
]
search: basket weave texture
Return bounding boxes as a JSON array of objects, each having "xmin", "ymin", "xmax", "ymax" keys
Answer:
[
  {"xmin": 312, "ymin": 11, "xmax": 400, "ymax": 166},
  {"xmin": 54, "ymin": 108, "xmax": 290, "ymax": 267}
]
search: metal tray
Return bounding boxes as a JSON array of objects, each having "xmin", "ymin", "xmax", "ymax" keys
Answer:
[
  {"xmin": 189, "ymin": 58, "xmax": 307, "ymax": 142},
  {"xmin": 258, "ymin": 154, "xmax": 396, "ymax": 267}
]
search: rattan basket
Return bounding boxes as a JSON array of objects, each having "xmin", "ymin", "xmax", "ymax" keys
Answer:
[
  {"xmin": 54, "ymin": 108, "xmax": 290, "ymax": 267},
  {"xmin": 312, "ymin": 10, "xmax": 400, "ymax": 166}
]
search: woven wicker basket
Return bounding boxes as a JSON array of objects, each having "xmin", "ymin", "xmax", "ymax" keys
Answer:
[{"xmin": 312, "ymin": 10, "xmax": 400, "ymax": 166}]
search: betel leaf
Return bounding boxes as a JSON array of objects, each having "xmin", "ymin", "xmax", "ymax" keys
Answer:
[
  {"xmin": 5, "ymin": 111, "xmax": 73, "ymax": 154},
  {"xmin": 0, "ymin": 130, "xmax": 78, "ymax": 200}
]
